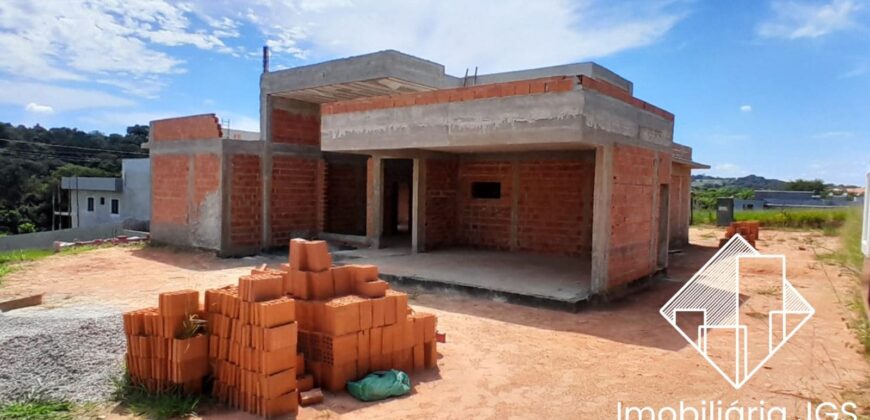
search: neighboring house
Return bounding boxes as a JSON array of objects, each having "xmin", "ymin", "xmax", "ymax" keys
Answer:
[
  {"xmin": 58, "ymin": 158, "xmax": 151, "ymax": 230},
  {"xmin": 735, "ymin": 189, "xmax": 863, "ymax": 210},
  {"xmin": 147, "ymin": 50, "xmax": 710, "ymax": 299}
]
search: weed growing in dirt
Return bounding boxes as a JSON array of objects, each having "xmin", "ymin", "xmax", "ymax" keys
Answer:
[
  {"xmin": 0, "ymin": 399, "xmax": 72, "ymax": 419},
  {"xmin": 813, "ymin": 208, "xmax": 869, "ymax": 356},
  {"xmin": 112, "ymin": 374, "xmax": 200, "ymax": 419},
  {"xmin": 692, "ymin": 207, "xmax": 853, "ymax": 230},
  {"xmin": 0, "ymin": 249, "xmax": 54, "ymax": 284}
]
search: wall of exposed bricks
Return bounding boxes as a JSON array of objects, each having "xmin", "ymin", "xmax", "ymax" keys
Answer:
[
  {"xmin": 423, "ymin": 159, "xmax": 458, "ymax": 249},
  {"xmin": 230, "ymin": 154, "xmax": 262, "ymax": 249},
  {"xmin": 669, "ymin": 164, "xmax": 692, "ymax": 247},
  {"xmin": 152, "ymin": 155, "xmax": 190, "ymax": 225},
  {"xmin": 192, "ymin": 154, "xmax": 220, "ymax": 215},
  {"xmin": 271, "ymin": 99, "xmax": 320, "ymax": 146},
  {"xmin": 421, "ymin": 156, "xmax": 594, "ymax": 256},
  {"xmin": 607, "ymin": 145, "xmax": 670, "ymax": 288},
  {"xmin": 517, "ymin": 160, "xmax": 594, "ymax": 256},
  {"xmin": 150, "ymin": 114, "xmax": 222, "ymax": 142},
  {"xmin": 325, "ymin": 160, "xmax": 367, "ymax": 235},
  {"xmin": 321, "ymin": 77, "xmax": 575, "ymax": 115},
  {"xmin": 319, "ymin": 75, "xmax": 672, "ymax": 123},
  {"xmin": 456, "ymin": 161, "xmax": 514, "ymax": 250},
  {"xmin": 270, "ymin": 155, "xmax": 320, "ymax": 246}
]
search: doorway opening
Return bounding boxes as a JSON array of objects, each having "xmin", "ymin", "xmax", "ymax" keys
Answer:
[{"xmin": 382, "ymin": 159, "xmax": 413, "ymax": 248}]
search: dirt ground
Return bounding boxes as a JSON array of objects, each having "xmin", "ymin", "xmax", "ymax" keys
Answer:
[{"xmin": 1, "ymin": 227, "xmax": 868, "ymax": 419}]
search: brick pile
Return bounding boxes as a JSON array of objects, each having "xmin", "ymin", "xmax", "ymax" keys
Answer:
[
  {"xmin": 205, "ymin": 275, "xmax": 300, "ymax": 417},
  {"xmin": 121, "ymin": 237, "xmax": 440, "ymax": 417},
  {"xmin": 284, "ymin": 239, "xmax": 438, "ymax": 392},
  {"xmin": 720, "ymin": 221, "xmax": 760, "ymax": 248},
  {"xmin": 122, "ymin": 290, "xmax": 209, "ymax": 395}
]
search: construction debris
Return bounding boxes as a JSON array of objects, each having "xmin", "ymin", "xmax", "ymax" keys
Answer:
[
  {"xmin": 121, "ymin": 238, "xmax": 440, "ymax": 418},
  {"xmin": 0, "ymin": 293, "xmax": 43, "ymax": 312}
]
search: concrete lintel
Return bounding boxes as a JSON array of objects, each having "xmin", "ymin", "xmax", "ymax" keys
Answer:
[
  {"xmin": 361, "ymin": 149, "xmax": 456, "ymax": 160},
  {"xmin": 147, "ymin": 138, "xmax": 224, "ymax": 155},
  {"xmin": 223, "ymin": 139, "xmax": 266, "ymax": 155},
  {"xmin": 590, "ymin": 144, "xmax": 613, "ymax": 293},
  {"xmin": 457, "ymin": 150, "xmax": 595, "ymax": 162},
  {"xmin": 270, "ymin": 143, "xmax": 322, "ymax": 158}
]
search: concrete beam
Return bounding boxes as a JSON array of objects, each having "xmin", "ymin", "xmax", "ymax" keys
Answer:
[{"xmin": 321, "ymin": 90, "xmax": 673, "ymax": 154}]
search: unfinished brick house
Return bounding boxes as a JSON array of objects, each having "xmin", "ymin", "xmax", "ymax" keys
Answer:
[{"xmin": 148, "ymin": 50, "xmax": 707, "ymax": 304}]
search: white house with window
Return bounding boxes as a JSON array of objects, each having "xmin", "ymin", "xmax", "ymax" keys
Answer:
[{"xmin": 58, "ymin": 158, "xmax": 151, "ymax": 231}]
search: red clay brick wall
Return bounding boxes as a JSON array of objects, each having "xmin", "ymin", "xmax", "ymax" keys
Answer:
[
  {"xmin": 270, "ymin": 155, "xmax": 319, "ymax": 246},
  {"xmin": 150, "ymin": 114, "xmax": 222, "ymax": 142},
  {"xmin": 517, "ymin": 160, "xmax": 594, "ymax": 256},
  {"xmin": 230, "ymin": 154, "xmax": 262, "ymax": 248},
  {"xmin": 326, "ymin": 160, "xmax": 367, "ymax": 235},
  {"xmin": 322, "ymin": 76, "xmax": 575, "ymax": 115},
  {"xmin": 577, "ymin": 76, "xmax": 674, "ymax": 121},
  {"xmin": 608, "ymin": 145, "xmax": 658, "ymax": 288},
  {"xmin": 271, "ymin": 108, "xmax": 320, "ymax": 146},
  {"xmin": 456, "ymin": 161, "xmax": 513, "ymax": 250},
  {"xmin": 192, "ymin": 154, "xmax": 220, "ymax": 209},
  {"xmin": 152, "ymin": 155, "xmax": 190, "ymax": 225},
  {"xmin": 423, "ymin": 159, "xmax": 458, "ymax": 249}
]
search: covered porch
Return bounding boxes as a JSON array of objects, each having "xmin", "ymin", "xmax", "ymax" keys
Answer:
[{"xmin": 334, "ymin": 246, "xmax": 592, "ymax": 310}]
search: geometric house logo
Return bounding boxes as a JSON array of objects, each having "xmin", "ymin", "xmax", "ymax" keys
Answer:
[{"xmin": 660, "ymin": 235, "xmax": 814, "ymax": 389}]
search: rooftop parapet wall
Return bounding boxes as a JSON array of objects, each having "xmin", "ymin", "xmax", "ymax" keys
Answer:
[
  {"xmin": 150, "ymin": 114, "xmax": 223, "ymax": 142},
  {"xmin": 320, "ymin": 75, "xmax": 672, "ymax": 122}
]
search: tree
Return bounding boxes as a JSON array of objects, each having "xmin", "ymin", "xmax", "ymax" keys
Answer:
[{"xmin": 787, "ymin": 179, "xmax": 826, "ymax": 195}]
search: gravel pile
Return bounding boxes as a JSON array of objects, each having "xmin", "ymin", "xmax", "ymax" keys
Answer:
[{"xmin": 0, "ymin": 306, "xmax": 126, "ymax": 403}]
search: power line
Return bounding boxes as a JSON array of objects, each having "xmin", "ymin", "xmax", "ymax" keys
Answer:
[{"xmin": 0, "ymin": 137, "xmax": 149, "ymax": 156}]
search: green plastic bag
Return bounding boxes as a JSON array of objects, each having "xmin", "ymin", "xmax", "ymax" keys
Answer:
[{"xmin": 347, "ymin": 369, "xmax": 411, "ymax": 402}]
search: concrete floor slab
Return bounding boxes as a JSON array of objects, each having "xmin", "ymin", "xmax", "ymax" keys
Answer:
[{"xmin": 334, "ymin": 247, "xmax": 591, "ymax": 309}]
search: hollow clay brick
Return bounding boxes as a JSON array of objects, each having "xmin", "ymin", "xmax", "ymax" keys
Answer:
[
  {"xmin": 370, "ymin": 297, "xmax": 386, "ymax": 327},
  {"xmin": 302, "ymin": 240, "xmax": 332, "ymax": 272},
  {"xmin": 309, "ymin": 270, "xmax": 335, "ymax": 300},
  {"xmin": 322, "ymin": 296, "xmax": 363, "ymax": 336},
  {"xmin": 356, "ymin": 279, "xmax": 388, "ymax": 298},
  {"xmin": 297, "ymin": 374, "xmax": 315, "ymax": 392},
  {"xmin": 331, "ymin": 265, "xmax": 354, "ymax": 296}
]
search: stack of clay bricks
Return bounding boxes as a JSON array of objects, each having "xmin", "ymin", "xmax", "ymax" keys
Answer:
[
  {"xmin": 205, "ymin": 275, "xmax": 300, "ymax": 417},
  {"xmin": 123, "ymin": 290, "xmax": 209, "ymax": 395},
  {"xmin": 284, "ymin": 239, "xmax": 438, "ymax": 392},
  {"xmin": 721, "ymin": 220, "xmax": 761, "ymax": 248}
]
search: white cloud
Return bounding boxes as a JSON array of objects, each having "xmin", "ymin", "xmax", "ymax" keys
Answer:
[
  {"xmin": 198, "ymin": 0, "xmax": 688, "ymax": 74},
  {"xmin": 0, "ymin": 0, "xmax": 242, "ymax": 97},
  {"xmin": 814, "ymin": 130, "xmax": 855, "ymax": 139},
  {"xmin": 740, "ymin": 104, "xmax": 752, "ymax": 112},
  {"xmin": 757, "ymin": 0, "xmax": 861, "ymax": 39},
  {"xmin": 0, "ymin": 80, "xmax": 134, "ymax": 111},
  {"xmin": 24, "ymin": 102, "xmax": 54, "ymax": 113}
]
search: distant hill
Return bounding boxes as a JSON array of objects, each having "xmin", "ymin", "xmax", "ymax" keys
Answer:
[{"xmin": 691, "ymin": 174, "xmax": 788, "ymax": 190}]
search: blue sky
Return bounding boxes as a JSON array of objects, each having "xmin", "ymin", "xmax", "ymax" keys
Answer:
[{"xmin": 0, "ymin": 0, "xmax": 867, "ymax": 185}]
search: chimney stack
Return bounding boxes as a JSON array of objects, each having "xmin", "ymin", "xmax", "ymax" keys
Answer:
[{"xmin": 262, "ymin": 46, "xmax": 270, "ymax": 73}]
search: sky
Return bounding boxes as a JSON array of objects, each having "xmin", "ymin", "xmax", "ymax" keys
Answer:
[{"xmin": 0, "ymin": 0, "xmax": 868, "ymax": 185}]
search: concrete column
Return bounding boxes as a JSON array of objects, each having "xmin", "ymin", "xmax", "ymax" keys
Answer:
[
  {"xmin": 366, "ymin": 156, "xmax": 384, "ymax": 249},
  {"xmin": 411, "ymin": 158, "xmax": 427, "ymax": 253},
  {"xmin": 260, "ymin": 93, "xmax": 273, "ymax": 250},
  {"xmin": 590, "ymin": 144, "xmax": 614, "ymax": 294},
  {"xmin": 509, "ymin": 158, "xmax": 520, "ymax": 251}
]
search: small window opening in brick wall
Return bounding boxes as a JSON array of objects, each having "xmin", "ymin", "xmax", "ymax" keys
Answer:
[{"xmin": 471, "ymin": 181, "xmax": 501, "ymax": 199}]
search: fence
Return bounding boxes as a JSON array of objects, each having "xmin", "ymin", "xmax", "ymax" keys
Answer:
[{"xmin": 0, "ymin": 224, "xmax": 145, "ymax": 252}]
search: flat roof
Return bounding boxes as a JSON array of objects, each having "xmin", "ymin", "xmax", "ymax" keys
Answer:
[
  {"xmin": 61, "ymin": 177, "xmax": 122, "ymax": 192},
  {"xmin": 262, "ymin": 49, "xmax": 634, "ymax": 102}
]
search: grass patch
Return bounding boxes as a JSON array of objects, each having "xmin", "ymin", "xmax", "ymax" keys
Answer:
[
  {"xmin": 112, "ymin": 375, "xmax": 200, "ymax": 419},
  {"xmin": 0, "ymin": 243, "xmax": 143, "ymax": 285},
  {"xmin": 0, "ymin": 249, "xmax": 55, "ymax": 285},
  {"xmin": 0, "ymin": 399, "xmax": 73, "ymax": 419},
  {"xmin": 692, "ymin": 207, "xmax": 854, "ymax": 230},
  {"xmin": 813, "ymin": 207, "xmax": 869, "ymax": 357}
]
